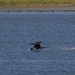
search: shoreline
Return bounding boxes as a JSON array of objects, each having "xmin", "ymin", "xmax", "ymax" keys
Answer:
[{"xmin": 0, "ymin": 6, "xmax": 75, "ymax": 12}]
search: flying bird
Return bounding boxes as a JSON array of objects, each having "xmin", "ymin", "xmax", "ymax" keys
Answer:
[{"xmin": 30, "ymin": 41, "xmax": 42, "ymax": 50}]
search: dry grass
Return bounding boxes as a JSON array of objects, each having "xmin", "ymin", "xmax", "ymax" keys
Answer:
[{"xmin": 0, "ymin": 0, "xmax": 75, "ymax": 6}]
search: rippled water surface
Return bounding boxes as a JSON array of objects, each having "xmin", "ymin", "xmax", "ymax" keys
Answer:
[{"xmin": 0, "ymin": 12, "xmax": 75, "ymax": 75}]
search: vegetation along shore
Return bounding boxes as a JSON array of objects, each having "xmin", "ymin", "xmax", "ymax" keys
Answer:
[
  {"xmin": 0, "ymin": 0, "xmax": 75, "ymax": 7},
  {"xmin": 0, "ymin": 0, "xmax": 75, "ymax": 12}
]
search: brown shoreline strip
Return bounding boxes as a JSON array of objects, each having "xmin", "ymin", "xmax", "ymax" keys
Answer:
[{"xmin": 0, "ymin": 6, "xmax": 75, "ymax": 12}]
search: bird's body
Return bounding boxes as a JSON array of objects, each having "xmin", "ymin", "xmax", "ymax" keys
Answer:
[{"xmin": 30, "ymin": 41, "xmax": 42, "ymax": 50}]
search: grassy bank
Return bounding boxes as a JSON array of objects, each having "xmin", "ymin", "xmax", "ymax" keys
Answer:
[{"xmin": 0, "ymin": 0, "xmax": 75, "ymax": 7}]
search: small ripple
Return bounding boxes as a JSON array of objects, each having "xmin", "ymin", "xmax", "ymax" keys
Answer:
[{"xmin": 61, "ymin": 46, "xmax": 75, "ymax": 50}]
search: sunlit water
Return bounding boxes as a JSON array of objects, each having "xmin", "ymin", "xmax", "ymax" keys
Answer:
[{"xmin": 0, "ymin": 12, "xmax": 75, "ymax": 75}]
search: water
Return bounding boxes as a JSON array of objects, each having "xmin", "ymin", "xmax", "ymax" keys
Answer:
[{"xmin": 0, "ymin": 12, "xmax": 75, "ymax": 75}]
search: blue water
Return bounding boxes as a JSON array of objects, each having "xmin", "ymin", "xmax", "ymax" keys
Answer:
[{"xmin": 0, "ymin": 12, "xmax": 75, "ymax": 75}]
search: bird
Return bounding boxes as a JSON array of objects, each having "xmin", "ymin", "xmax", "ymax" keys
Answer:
[{"xmin": 30, "ymin": 41, "xmax": 42, "ymax": 50}]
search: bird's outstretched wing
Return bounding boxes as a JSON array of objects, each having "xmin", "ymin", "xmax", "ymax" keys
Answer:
[{"xmin": 30, "ymin": 41, "xmax": 41, "ymax": 45}]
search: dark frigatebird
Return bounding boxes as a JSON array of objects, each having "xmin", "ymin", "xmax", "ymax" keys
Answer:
[{"xmin": 30, "ymin": 41, "xmax": 42, "ymax": 50}]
